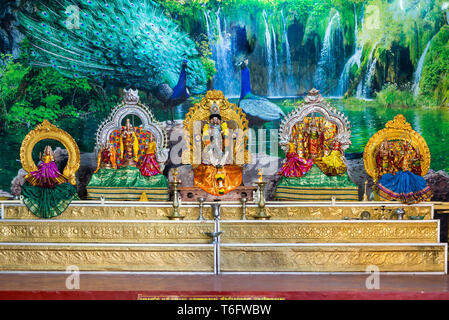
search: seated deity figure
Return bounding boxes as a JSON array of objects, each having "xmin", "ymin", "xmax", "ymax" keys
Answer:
[
  {"xmin": 316, "ymin": 139, "xmax": 347, "ymax": 176},
  {"xmin": 21, "ymin": 144, "xmax": 79, "ymax": 218},
  {"xmin": 375, "ymin": 141, "xmax": 432, "ymax": 204},
  {"xmin": 120, "ymin": 118, "xmax": 139, "ymax": 167},
  {"xmin": 364, "ymin": 114, "xmax": 433, "ymax": 204},
  {"xmin": 278, "ymin": 142, "xmax": 314, "ymax": 178},
  {"xmin": 194, "ymin": 103, "xmax": 241, "ymax": 195}
]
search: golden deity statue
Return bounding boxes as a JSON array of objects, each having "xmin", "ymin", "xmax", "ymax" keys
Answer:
[{"xmin": 120, "ymin": 118, "xmax": 139, "ymax": 167}]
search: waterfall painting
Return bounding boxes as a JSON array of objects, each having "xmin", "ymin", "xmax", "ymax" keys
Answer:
[{"xmin": 0, "ymin": 0, "xmax": 448, "ymax": 200}]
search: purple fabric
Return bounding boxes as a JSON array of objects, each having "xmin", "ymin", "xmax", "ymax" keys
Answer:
[{"xmin": 29, "ymin": 161, "xmax": 64, "ymax": 188}]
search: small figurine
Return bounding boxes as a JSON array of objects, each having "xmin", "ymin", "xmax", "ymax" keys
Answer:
[
  {"xmin": 278, "ymin": 142, "xmax": 313, "ymax": 178},
  {"xmin": 139, "ymin": 135, "xmax": 161, "ymax": 177},
  {"xmin": 94, "ymin": 143, "xmax": 116, "ymax": 173}
]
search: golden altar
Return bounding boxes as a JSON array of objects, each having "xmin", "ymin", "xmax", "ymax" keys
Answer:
[{"xmin": 0, "ymin": 200, "xmax": 446, "ymax": 273}]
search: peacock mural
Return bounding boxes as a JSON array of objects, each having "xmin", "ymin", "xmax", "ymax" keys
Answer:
[{"xmin": 17, "ymin": 0, "xmax": 207, "ymax": 95}]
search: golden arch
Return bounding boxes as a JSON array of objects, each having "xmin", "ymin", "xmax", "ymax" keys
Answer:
[
  {"xmin": 363, "ymin": 114, "xmax": 431, "ymax": 180},
  {"xmin": 20, "ymin": 120, "xmax": 80, "ymax": 185},
  {"xmin": 182, "ymin": 90, "xmax": 251, "ymax": 166}
]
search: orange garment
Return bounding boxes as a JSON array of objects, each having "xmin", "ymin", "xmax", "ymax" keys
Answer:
[{"xmin": 193, "ymin": 164, "xmax": 242, "ymax": 196}]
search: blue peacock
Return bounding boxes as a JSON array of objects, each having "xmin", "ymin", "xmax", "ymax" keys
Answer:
[
  {"xmin": 238, "ymin": 60, "xmax": 285, "ymax": 127},
  {"xmin": 17, "ymin": 0, "xmax": 207, "ymax": 97}
]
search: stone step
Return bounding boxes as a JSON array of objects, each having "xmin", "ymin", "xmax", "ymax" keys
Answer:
[
  {"xmin": 0, "ymin": 243, "xmax": 445, "ymax": 273},
  {"xmin": 220, "ymin": 243, "xmax": 448, "ymax": 273},
  {"xmin": 0, "ymin": 220, "xmax": 440, "ymax": 244},
  {"xmin": 1, "ymin": 201, "xmax": 434, "ymax": 221}
]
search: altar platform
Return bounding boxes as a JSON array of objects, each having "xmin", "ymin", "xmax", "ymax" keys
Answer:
[{"xmin": 0, "ymin": 200, "xmax": 446, "ymax": 274}]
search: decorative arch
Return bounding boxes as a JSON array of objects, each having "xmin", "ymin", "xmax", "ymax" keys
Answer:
[
  {"xmin": 363, "ymin": 114, "xmax": 431, "ymax": 179},
  {"xmin": 278, "ymin": 89, "xmax": 352, "ymax": 154},
  {"xmin": 95, "ymin": 89, "xmax": 169, "ymax": 168},
  {"xmin": 20, "ymin": 120, "xmax": 80, "ymax": 185},
  {"xmin": 181, "ymin": 90, "xmax": 251, "ymax": 166}
]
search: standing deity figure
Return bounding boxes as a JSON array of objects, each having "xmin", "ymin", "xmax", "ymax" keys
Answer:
[
  {"xmin": 410, "ymin": 149, "xmax": 423, "ymax": 176},
  {"xmin": 120, "ymin": 118, "xmax": 139, "ymax": 167},
  {"xmin": 376, "ymin": 139, "xmax": 393, "ymax": 177},
  {"xmin": 307, "ymin": 117, "xmax": 323, "ymax": 159},
  {"xmin": 140, "ymin": 134, "xmax": 161, "ymax": 177},
  {"xmin": 94, "ymin": 143, "xmax": 116, "ymax": 173}
]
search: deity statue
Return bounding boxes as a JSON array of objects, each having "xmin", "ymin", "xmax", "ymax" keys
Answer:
[
  {"xmin": 376, "ymin": 139, "xmax": 393, "ymax": 177},
  {"xmin": 120, "ymin": 118, "xmax": 139, "ymax": 167},
  {"xmin": 307, "ymin": 117, "xmax": 324, "ymax": 159},
  {"xmin": 201, "ymin": 103, "xmax": 230, "ymax": 167},
  {"xmin": 410, "ymin": 148, "xmax": 423, "ymax": 176},
  {"xmin": 25, "ymin": 146, "xmax": 69, "ymax": 187},
  {"xmin": 375, "ymin": 140, "xmax": 432, "ymax": 204},
  {"xmin": 278, "ymin": 142, "xmax": 314, "ymax": 178},
  {"xmin": 316, "ymin": 140, "xmax": 347, "ymax": 176},
  {"xmin": 193, "ymin": 102, "xmax": 242, "ymax": 196},
  {"xmin": 139, "ymin": 134, "xmax": 162, "ymax": 177},
  {"xmin": 22, "ymin": 145, "xmax": 78, "ymax": 218},
  {"xmin": 94, "ymin": 143, "xmax": 117, "ymax": 173}
]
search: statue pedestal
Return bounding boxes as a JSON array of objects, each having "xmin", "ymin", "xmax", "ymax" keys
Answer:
[{"xmin": 178, "ymin": 186, "xmax": 257, "ymax": 202}]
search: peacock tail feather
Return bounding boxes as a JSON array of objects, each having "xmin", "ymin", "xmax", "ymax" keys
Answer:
[{"xmin": 18, "ymin": 0, "xmax": 207, "ymax": 93}]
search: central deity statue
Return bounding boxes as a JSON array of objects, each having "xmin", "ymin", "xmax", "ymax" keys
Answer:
[
  {"xmin": 120, "ymin": 118, "xmax": 139, "ymax": 167},
  {"xmin": 182, "ymin": 90, "xmax": 251, "ymax": 199},
  {"xmin": 195, "ymin": 103, "xmax": 240, "ymax": 195}
]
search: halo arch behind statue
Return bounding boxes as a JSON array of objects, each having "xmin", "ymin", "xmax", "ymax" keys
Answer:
[
  {"xmin": 20, "ymin": 120, "xmax": 80, "ymax": 185},
  {"xmin": 363, "ymin": 114, "xmax": 431, "ymax": 180},
  {"xmin": 95, "ymin": 89, "xmax": 169, "ymax": 168},
  {"xmin": 182, "ymin": 90, "xmax": 251, "ymax": 166},
  {"xmin": 278, "ymin": 89, "xmax": 352, "ymax": 153}
]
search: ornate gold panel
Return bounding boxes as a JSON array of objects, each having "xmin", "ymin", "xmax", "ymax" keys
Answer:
[
  {"xmin": 220, "ymin": 221, "xmax": 439, "ymax": 243},
  {"xmin": 0, "ymin": 245, "xmax": 214, "ymax": 272},
  {"xmin": 0, "ymin": 221, "xmax": 214, "ymax": 243},
  {"xmin": 221, "ymin": 245, "xmax": 446, "ymax": 272},
  {"xmin": 3, "ymin": 203, "xmax": 432, "ymax": 220}
]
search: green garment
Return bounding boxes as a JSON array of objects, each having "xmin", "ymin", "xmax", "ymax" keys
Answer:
[
  {"xmin": 275, "ymin": 165, "xmax": 359, "ymax": 201},
  {"xmin": 21, "ymin": 182, "xmax": 79, "ymax": 219},
  {"xmin": 86, "ymin": 167, "xmax": 169, "ymax": 201}
]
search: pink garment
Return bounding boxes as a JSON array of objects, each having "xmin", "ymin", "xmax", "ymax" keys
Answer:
[
  {"xmin": 140, "ymin": 153, "xmax": 161, "ymax": 177},
  {"xmin": 279, "ymin": 152, "xmax": 314, "ymax": 178}
]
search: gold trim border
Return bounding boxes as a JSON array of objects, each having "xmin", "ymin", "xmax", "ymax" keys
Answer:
[
  {"xmin": 0, "ymin": 245, "xmax": 214, "ymax": 272},
  {"xmin": 221, "ymin": 245, "xmax": 446, "ymax": 272}
]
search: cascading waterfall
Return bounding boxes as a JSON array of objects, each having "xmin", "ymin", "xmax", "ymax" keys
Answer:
[
  {"xmin": 271, "ymin": 23, "xmax": 282, "ymax": 97},
  {"xmin": 356, "ymin": 41, "xmax": 379, "ymax": 98},
  {"xmin": 203, "ymin": 8, "xmax": 239, "ymax": 97},
  {"xmin": 281, "ymin": 10, "xmax": 296, "ymax": 95},
  {"xmin": 412, "ymin": 37, "xmax": 434, "ymax": 97},
  {"xmin": 361, "ymin": 58, "xmax": 377, "ymax": 98},
  {"xmin": 313, "ymin": 11, "xmax": 345, "ymax": 95},
  {"xmin": 337, "ymin": 4, "xmax": 362, "ymax": 97},
  {"xmin": 263, "ymin": 10, "xmax": 275, "ymax": 97}
]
